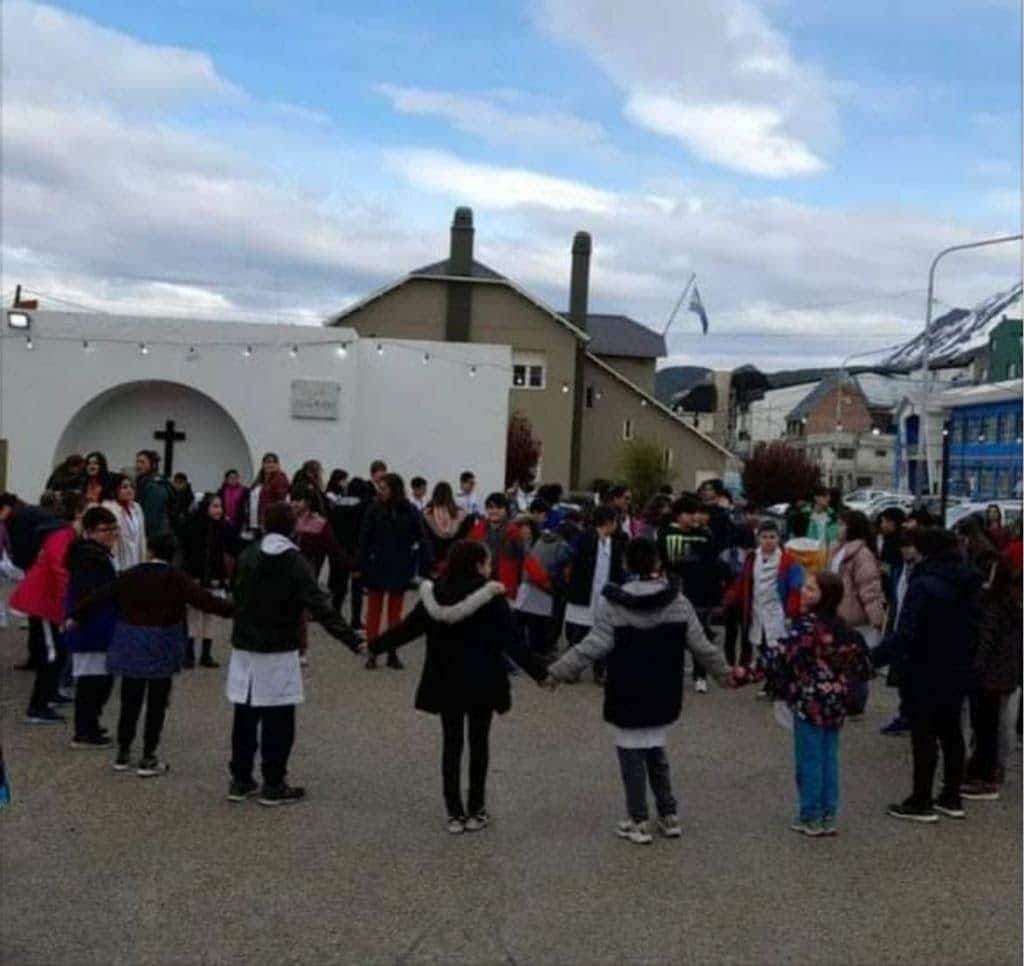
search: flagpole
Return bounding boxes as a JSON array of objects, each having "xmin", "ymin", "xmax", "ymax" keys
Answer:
[{"xmin": 662, "ymin": 273, "xmax": 697, "ymax": 337}]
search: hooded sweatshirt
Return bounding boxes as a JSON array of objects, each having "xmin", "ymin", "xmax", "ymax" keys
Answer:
[{"xmin": 549, "ymin": 578, "xmax": 731, "ymax": 733}]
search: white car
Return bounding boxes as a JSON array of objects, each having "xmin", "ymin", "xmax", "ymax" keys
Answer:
[
  {"xmin": 842, "ymin": 489, "xmax": 893, "ymax": 511},
  {"xmin": 946, "ymin": 500, "xmax": 1022, "ymax": 530}
]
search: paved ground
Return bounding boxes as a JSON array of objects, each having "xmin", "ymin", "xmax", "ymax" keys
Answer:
[{"xmin": 1, "ymin": 606, "xmax": 1020, "ymax": 966}]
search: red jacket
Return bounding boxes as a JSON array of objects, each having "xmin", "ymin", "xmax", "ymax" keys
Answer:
[
  {"xmin": 467, "ymin": 520, "xmax": 526, "ymax": 599},
  {"xmin": 10, "ymin": 526, "xmax": 75, "ymax": 623},
  {"xmin": 257, "ymin": 471, "xmax": 291, "ymax": 528},
  {"xmin": 724, "ymin": 549, "xmax": 805, "ymax": 633}
]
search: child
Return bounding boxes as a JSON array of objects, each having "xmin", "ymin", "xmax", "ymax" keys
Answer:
[
  {"xmin": 74, "ymin": 532, "xmax": 235, "ymax": 775},
  {"xmin": 65, "ymin": 507, "xmax": 120, "ymax": 747},
  {"xmin": 467, "ymin": 493, "xmax": 527, "ymax": 601},
  {"xmin": 547, "ymin": 538, "xmax": 733, "ymax": 844},
  {"xmin": 760, "ymin": 571, "xmax": 872, "ymax": 837},
  {"xmin": 368, "ymin": 539, "xmax": 550, "ymax": 833}
]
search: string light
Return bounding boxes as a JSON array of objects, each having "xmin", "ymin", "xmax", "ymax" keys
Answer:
[
  {"xmin": 25, "ymin": 335, "xmax": 34, "ymax": 350},
  {"xmin": 289, "ymin": 345, "xmax": 298, "ymax": 358},
  {"xmin": 244, "ymin": 345, "xmax": 253, "ymax": 358},
  {"xmin": 82, "ymin": 339, "xmax": 92, "ymax": 352},
  {"xmin": 469, "ymin": 365, "xmax": 477, "ymax": 377},
  {"xmin": 376, "ymin": 343, "xmax": 384, "ymax": 356},
  {"xmin": 335, "ymin": 343, "xmax": 348, "ymax": 358},
  {"xmin": 139, "ymin": 343, "xmax": 149, "ymax": 356},
  {"xmin": 422, "ymin": 352, "xmax": 430, "ymax": 365},
  {"xmin": 640, "ymin": 399, "xmax": 648, "ymax": 407},
  {"xmin": 561, "ymin": 383, "xmax": 570, "ymax": 394}
]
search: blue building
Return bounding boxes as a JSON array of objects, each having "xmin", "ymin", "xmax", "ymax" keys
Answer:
[{"xmin": 942, "ymin": 380, "xmax": 1023, "ymax": 500}]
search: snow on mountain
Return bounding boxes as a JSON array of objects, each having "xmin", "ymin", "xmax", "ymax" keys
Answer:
[{"xmin": 885, "ymin": 282, "xmax": 1022, "ymax": 368}]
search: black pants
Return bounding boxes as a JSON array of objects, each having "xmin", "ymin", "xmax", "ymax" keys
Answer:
[
  {"xmin": 723, "ymin": 608, "xmax": 752, "ymax": 667},
  {"xmin": 74, "ymin": 674, "xmax": 114, "ymax": 738},
  {"xmin": 617, "ymin": 746, "xmax": 677, "ymax": 822},
  {"xmin": 910, "ymin": 700, "xmax": 965, "ymax": 806},
  {"xmin": 348, "ymin": 575, "xmax": 364, "ymax": 627},
  {"xmin": 27, "ymin": 619, "xmax": 65, "ymax": 714},
  {"xmin": 966, "ymin": 689, "xmax": 1002, "ymax": 783},
  {"xmin": 230, "ymin": 701, "xmax": 296, "ymax": 787},
  {"xmin": 118, "ymin": 677, "xmax": 173, "ymax": 758},
  {"xmin": 440, "ymin": 708, "xmax": 493, "ymax": 818},
  {"xmin": 329, "ymin": 560, "xmax": 351, "ymax": 615},
  {"xmin": 518, "ymin": 612, "xmax": 552, "ymax": 656}
]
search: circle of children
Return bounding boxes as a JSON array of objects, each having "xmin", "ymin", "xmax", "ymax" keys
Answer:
[{"xmin": 3, "ymin": 447, "xmax": 1021, "ymax": 839}]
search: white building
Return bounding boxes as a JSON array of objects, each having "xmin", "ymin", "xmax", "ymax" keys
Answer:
[{"xmin": 1, "ymin": 310, "xmax": 511, "ymax": 498}]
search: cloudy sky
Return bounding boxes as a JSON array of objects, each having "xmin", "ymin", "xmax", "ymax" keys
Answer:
[{"xmin": 2, "ymin": 0, "xmax": 1021, "ymax": 370}]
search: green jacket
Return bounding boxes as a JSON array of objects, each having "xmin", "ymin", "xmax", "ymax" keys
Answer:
[
  {"xmin": 136, "ymin": 472, "xmax": 173, "ymax": 538},
  {"xmin": 231, "ymin": 541, "xmax": 361, "ymax": 654},
  {"xmin": 803, "ymin": 509, "xmax": 839, "ymax": 549}
]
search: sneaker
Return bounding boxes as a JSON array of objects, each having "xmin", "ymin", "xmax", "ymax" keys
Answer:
[
  {"xmin": 846, "ymin": 712, "xmax": 865, "ymax": 722},
  {"xmin": 820, "ymin": 816, "xmax": 838, "ymax": 836},
  {"xmin": 50, "ymin": 693, "xmax": 74, "ymax": 706},
  {"xmin": 657, "ymin": 814, "xmax": 682, "ymax": 838},
  {"xmin": 789, "ymin": 818, "xmax": 824, "ymax": 837},
  {"xmin": 136, "ymin": 757, "xmax": 170, "ymax": 778},
  {"xmin": 199, "ymin": 656, "xmax": 220, "ymax": 669},
  {"xmin": 364, "ymin": 655, "xmax": 378, "ymax": 670},
  {"xmin": 934, "ymin": 794, "xmax": 966, "ymax": 819},
  {"xmin": 299, "ymin": 655, "xmax": 309, "ymax": 668},
  {"xmin": 258, "ymin": 784, "xmax": 306, "ymax": 806},
  {"xmin": 25, "ymin": 708, "xmax": 65, "ymax": 724},
  {"xmin": 465, "ymin": 812, "xmax": 490, "ymax": 832},
  {"xmin": 227, "ymin": 779, "xmax": 260, "ymax": 802},
  {"xmin": 755, "ymin": 686, "xmax": 771, "ymax": 700},
  {"xmin": 386, "ymin": 653, "xmax": 404, "ymax": 670},
  {"xmin": 70, "ymin": 734, "xmax": 113, "ymax": 750},
  {"xmin": 113, "ymin": 749, "xmax": 132, "ymax": 772},
  {"xmin": 446, "ymin": 816, "xmax": 466, "ymax": 835},
  {"xmin": 886, "ymin": 800, "xmax": 938, "ymax": 823},
  {"xmin": 694, "ymin": 678, "xmax": 708, "ymax": 694},
  {"xmin": 615, "ymin": 819, "xmax": 653, "ymax": 845},
  {"xmin": 880, "ymin": 717, "xmax": 910, "ymax": 736},
  {"xmin": 960, "ymin": 781, "xmax": 1000, "ymax": 801}
]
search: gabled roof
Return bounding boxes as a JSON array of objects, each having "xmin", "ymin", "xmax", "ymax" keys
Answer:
[
  {"xmin": 786, "ymin": 372, "xmax": 923, "ymax": 422},
  {"xmin": 585, "ymin": 352, "xmax": 733, "ymax": 459},
  {"xmin": 559, "ymin": 312, "xmax": 666, "ymax": 359},
  {"xmin": 410, "ymin": 258, "xmax": 506, "ymax": 281},
  {"xmin": 786, "ymin": 374, "xmax": 841, "ymax": 422},
  {"xmin": 325, "ymin": 269, "xmax": 589, "ymax": 342}
]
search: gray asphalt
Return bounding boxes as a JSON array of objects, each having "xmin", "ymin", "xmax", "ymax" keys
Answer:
[{"xmin": 1, "ymin": 611, "xmax": 1020, "ymax": 966}]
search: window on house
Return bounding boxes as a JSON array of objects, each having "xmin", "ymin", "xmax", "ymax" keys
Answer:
[
  {"xmin": 662, "ymin": 448, "xmax": 673, "ymax": 470},
  {"xmin": 980, "ymin": 467, "xmax": 996, "ymax": 497},
  {"xmin": 996, "ymin": 468, "xmax": 1012, "ymax": 498},
  {"xmin": 623, "ymin": 418, "xmax": 635, "ymax": 441},
  {"xmin": 954, "ymin": 417, "xmax": 968, "ymax": 444},
  {"xmin": 585, "ymin": 386, "xmax": 596, "ymax": 409},
  {"xmin": 1015, "ymin": 411, "xmax": 1024, "ymax": 442},
  {"xmin": 512, "ymin": 363, "xmax": 546, "ymax": 390},
  {"xmin": 984, "ymin": 414, "xmax": 999, "ymax": 442},
  {"xmin": 875, "ymin": 449, "xmax": 888, "ymax": 458},
  {"xmin": 836, "ymin": 447, "xmax": 856, "ymax": 460},
  {"xmin": 1008, "ymin": 362, "xmax": 1020, "ymax": 379},
  {"xmin": 856, "ymin": 476, "xmax": 873, "ymax": 487}
]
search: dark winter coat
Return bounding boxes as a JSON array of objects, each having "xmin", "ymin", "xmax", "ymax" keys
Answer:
[
  {"xmin": 358, "ymin": 500, "xmax": 431, "ymax": 591},
  {"xmin": 7, "ymin": 503, "xmax": 64, "ymax": 571},
  {"xmin": 549, "ymin": 578, "xmax": 731, "ymax": 729},
  {"xmin": 181, "ymin": 511, "xmax": 242, "ymax": 587},
  {"xmin": 64, "ymin": 538, "xmax": 117, "ymax": 654},
  {"xmin": 974, "ymin": 589, "xmax": 1023, "ymax": 692},
  {"xmin": 872, "ymin": 552, "xmax": 983, "ymax": 709},
  {"xmin": 232, "ymin": 539, "xmax": 361, "ymax": 654},
  {"xmin": 565, "ymin": 529, "xmax": 627, "ymax": 606},
  {"xmin": 369, "ymin": 577, "xmax": 549, "ymax": 714},
  {"xmin": 136, "ymin": 472, "xmax": 173, "ymax": 537},
  {"xmin": 657, "ymin": 523, "xmax": 723, "ymax": 609}
]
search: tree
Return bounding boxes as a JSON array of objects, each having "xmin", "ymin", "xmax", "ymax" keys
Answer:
[
  {"xmin": 616, "ymin": 437, "xmax": 676, "ymax": 510},
  {"xmin": 505, "ymin": 411, "xmax": 542, "ymax": 488},
  {"xmin": 741, "ymin": 442, "xmax": 822, "ymax": 510}
]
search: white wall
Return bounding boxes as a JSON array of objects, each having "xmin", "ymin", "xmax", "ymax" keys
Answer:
[{"xmin": 1, "ymin": 311, "xmax": 510, "ymax": 499}]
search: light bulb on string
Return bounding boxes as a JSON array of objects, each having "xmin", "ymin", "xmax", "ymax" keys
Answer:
[
  {"xmin": 469, "ymin": 365, "xmax": 477, "ymax": 378},
  {"xmin": 139, "ymin": 343, "xmax": 149, "ymax": 356},
  {"xmin": 290, "ymin": 345, "xmax": 298, "ymax": 358},
  {"xmin": 336, "ymin": 343, "xmax": 348, "ymax": 358},
  {"xmin": 640, "ymin": 399, "xmax": 648, "ymax": 407},
  {"xmin": 244, "ymin": 345, "xmax": 253, "ymax": 358},
  {"xmin": 422, "ymin": 352, "xmax": 430, "ymax": 365},
  {"xmin": 25, "ymin": 335, "xmax": 34, "ymax": 350},
  {"xmin": 376, "ymin": 343, "xmax": 384, "ymax": 356},
  {"xmin": 561, "ymin": 383, "xmax": 570, "ymax": 394}
]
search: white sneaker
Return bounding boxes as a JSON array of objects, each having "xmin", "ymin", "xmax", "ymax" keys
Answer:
[
  {"xmin": 615, "ymin": 819, "xmax": 653, "ymax": 845},
  {"xmin": 657, "ymin": 814, "xmax": 682, "ymax": 838},
  {"xmin": 694, "ymin": 679, "xmax": 708, "ymax": 694},
  {"xmin": 464, "ymin": 811, "xmax": 490, "ymax": 832},
  {"xmin": 446, "ymin": 816, "xmax": 465, "ymax": 835}
]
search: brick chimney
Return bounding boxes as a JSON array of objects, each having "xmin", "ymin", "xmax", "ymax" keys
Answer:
[{"xmin": 446, "ymin": 207, "xmax": 474, "ymax": 341}]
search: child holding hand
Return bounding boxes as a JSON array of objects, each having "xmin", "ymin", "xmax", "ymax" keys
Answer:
[{"xmin": 760, "ymin": 570, "xmax": 872, "ymax": 837}]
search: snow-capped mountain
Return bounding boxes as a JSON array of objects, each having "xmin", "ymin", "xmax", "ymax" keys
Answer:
[{"xmin": 885, "ymin": 282, "xmax": 1022, "ymax": 369}]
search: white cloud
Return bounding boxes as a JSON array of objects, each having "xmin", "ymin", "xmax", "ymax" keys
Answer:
[
  {"xmin": 533, "ymin": 0, "xmax": 836, "ymax": 178},
  {"xmin": 383, "ymin": 149, "xmax": 617, "ymax": 213},
  {"xmin": 375, "ymin": 84, "xmax": 604, "ymax": 147},
  {"xmin": 625, "ymin": 94, "xmax": 825, "ymax": 177}
]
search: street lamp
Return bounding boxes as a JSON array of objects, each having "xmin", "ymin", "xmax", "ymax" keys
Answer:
[{"xmin": 917, "ymin": 233, "xmax": 1023, "ymax": 498}]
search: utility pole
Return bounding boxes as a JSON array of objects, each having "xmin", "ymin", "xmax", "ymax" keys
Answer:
[{"xmin": 918, "ymin": 234, "xmax": 1022, "ymax": 498}]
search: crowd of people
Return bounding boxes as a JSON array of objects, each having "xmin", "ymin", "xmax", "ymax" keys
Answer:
[{"xmin": 2, "ymin": 446, "xmax": 1021, "ymax": 840}]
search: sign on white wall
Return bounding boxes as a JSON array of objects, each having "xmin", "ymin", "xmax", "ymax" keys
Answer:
[{"xmin": 290, "ymin": 380, "xmax": 341, "ymax": 420}]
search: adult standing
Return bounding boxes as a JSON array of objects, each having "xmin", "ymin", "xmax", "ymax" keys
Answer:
[
  {"xmin": 358, "ymin": 473, "xmax": 432, "ymax": 670},
  {"xmin": 180, "ymin": 494, "xmax": 241, "ymax": 669},
  {"xmin": 985, "ymin": 504, "xmax": 1010, "ymax": 551},
  {"xmin": 254, "ymin": 453, "xmax": 291, "ymax": 532},
  {"xmin": 82, "ymin": 452, "xmax": 111, "ymax": 506},
  {"xmin": 103, "ymin": 475, "xmax": 147, "ymax": 572},
  {"xmin": 291, "ymin": 461, "xmax": 328, "ymax": 516},
  {"xmin": 455, "ymin": 470, "xmax": 482, "ymax": 518},
  {"xmin": 326, "ymin": 477, "xmax": 373, "ymax": 626},
  {"xmin": 422, "ymin": 482, "xmax": 469, "ymax": 576},
  {"xmin": 872, "ymin": 527, "xmax": 981, "ymax": 822},
  {"xmin": 217, "ymin": 469, "xmax": 250, "ymax": 535},
  {"xmin": 829, "ymin": 511, "xmax": 885, "ymax": 718},
  {"xmin": 134, "ymin": 450, "xmax": 173, "ymax": 538},
  {"xmin": 227, "ymin": 503, "xmax": 363, "ymax": 805}
]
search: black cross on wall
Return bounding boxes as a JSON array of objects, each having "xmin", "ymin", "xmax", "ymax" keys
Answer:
[{"xmin": 154, "ymin": 420, "xmax": 186, "ymax": 477}]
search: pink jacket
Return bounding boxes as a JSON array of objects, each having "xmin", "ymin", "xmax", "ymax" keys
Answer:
[
  {"xmin": 832, "ymin": 540, "xmax": 885, "ymax": 630},
  {"xmin": 9, "ymin": 526, "xmax": 75, "ymax": 623}
]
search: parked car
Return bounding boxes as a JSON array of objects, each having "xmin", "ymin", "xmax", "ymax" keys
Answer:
[
  {"xmin": 946, "ymin": 500, "xmax": 1023, "ymax": 530},
  {"xmin": 842, "ymin": 489, "xmax": 895, "ymax": 512}
]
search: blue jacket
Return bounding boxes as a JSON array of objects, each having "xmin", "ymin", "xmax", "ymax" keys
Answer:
[{"xmin": 64, "ymin": 538, "xmax": 117, "ymax": 654}]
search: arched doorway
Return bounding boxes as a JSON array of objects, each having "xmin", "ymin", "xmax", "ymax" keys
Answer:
[{"xmin": 55, "ymin": 381, "xmax": 253, "ymax": 492}]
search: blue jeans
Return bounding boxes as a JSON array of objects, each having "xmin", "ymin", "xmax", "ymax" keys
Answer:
[{"xmin": 793, "ymin": 716, "xmax": 840, "ymax": 822}]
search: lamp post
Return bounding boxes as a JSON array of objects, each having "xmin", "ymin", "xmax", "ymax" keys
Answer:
[{"xmin": 917, "ymin": 233, "xmax": 1023, "ymax": 498}]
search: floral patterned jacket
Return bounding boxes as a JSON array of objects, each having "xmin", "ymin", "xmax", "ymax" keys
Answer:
[{"xmin": 760, "ymin": 613, "xmax": 872, "ymax": 728}]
